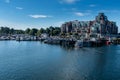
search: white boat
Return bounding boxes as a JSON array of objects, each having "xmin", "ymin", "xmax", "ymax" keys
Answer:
[{"xmin": 75, "ymin": 40, "xmax": 83, "ymax": 48}]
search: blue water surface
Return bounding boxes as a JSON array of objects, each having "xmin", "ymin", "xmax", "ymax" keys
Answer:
[{"xmin": 0, "ymin": 41, "xmax": 120, "ymax": 80}]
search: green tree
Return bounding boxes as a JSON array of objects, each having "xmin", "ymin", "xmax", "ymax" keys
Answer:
[
  {"xmin": 25, "ymin": 28, "xmax": 31, "ymax": 34},
  {"xmin": 49, "ymin": 26, "xmax": 55, "ymax": 36},
  {"xmin": 15, "ymin": 30, "xmax": 25, "ymax": 34},
  {"xmin": 0, "ymin": 27, "xmax": 10, "ymax": 34},
  {"xmin": 40, "ymin": 28, "xmax": 46, "ymax": 34},
  {"xmin": 36, "ymin": 30, "xmax": 41, "ymax": 36},
  {"xmin": 29, "ymin": 28, "xmax": 38, "ymax": 36},
  {"xmin": 60, "ymin": 32, "xmax": 65, "ymax": 37},
  {"xmin": 54, "ymin": 27, "xmax": 61, "ymax": 35},
  {"xmin": 46, "ymin": 28, "xmax": 50, "ymax": 34},
  {"xmin": 9, "ymin": 28, "xmax": 15, "ymax": 34}
]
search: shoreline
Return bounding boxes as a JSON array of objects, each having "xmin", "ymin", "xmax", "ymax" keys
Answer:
[{"xmin": 0, "ymin": 37, "xmax": 120, "ymax": 48}]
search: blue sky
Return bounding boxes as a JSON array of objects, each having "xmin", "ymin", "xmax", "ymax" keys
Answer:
[{"xmin": 0, "ymin": 0, "xmax": 120, "ymax": 31}]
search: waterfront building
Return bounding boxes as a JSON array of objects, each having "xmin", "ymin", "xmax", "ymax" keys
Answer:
[
  {"xmin": 61, "ymin": 22, "xmax": 72, "ymax": 33},
  {"xmin": 61, "ymin": 13, "xmax": 118, "ymax": 38}
]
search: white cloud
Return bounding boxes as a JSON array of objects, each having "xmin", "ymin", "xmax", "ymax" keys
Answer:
[
  {"xmin": 75, "ymin": 12, "xmax": 90, "ymax": 16},
  {"xmin": 29, "ymin": 15, "xmax": 51, "ymax": 19},
  {"xmin": 5, "ymin": 0, "xmax": 10, "ymax": 3},
  {"xmin": 16, "ymin": 7, "xmax": 23, "ymax": 10},
  {"xmin": 89, "ymin": 4, "xmax": 96, "ymax": 7},
  {"xmin": 60, "ymin": 0, "xmax": 79, "ymax": 4},
  {"xmin": 75, "ymin": 12, "xmax": 84, "ymax": 16}
]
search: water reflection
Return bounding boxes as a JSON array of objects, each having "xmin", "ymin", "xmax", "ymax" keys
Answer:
[
  {"xmin": 57, "ymin": 45, "xmax": 120, "ymax": 80},
  {"xmin": 0, "ymin": 41, "xmax": 120, "ymax": 80}
]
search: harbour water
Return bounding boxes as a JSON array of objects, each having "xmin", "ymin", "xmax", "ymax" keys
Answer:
[{"xmin": 0, "ymin": 41, "xmax": 120, "ymax": 80}]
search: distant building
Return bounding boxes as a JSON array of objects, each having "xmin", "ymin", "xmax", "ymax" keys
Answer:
[
  {"xmin": 61, "ymin": 13, "xmax": 118, "ymax": 36},
  {"xmin": 61, "ymin": 22, "xmax": 72, "ymax": 33}
]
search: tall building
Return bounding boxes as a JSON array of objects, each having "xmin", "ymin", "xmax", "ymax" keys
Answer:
[{"xmin": 61, "ymin": 13, "xmax": 118, "ymax": 36}]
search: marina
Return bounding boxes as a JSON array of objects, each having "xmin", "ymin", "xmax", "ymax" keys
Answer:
[
  {"xmin": 0, "ymin": 35, "xmax": 120, "ymax": 48},
  {"xmin": 0, "ymin": 13, "xmax": 120, "ymax": 48},
  {"xmin": 0, "ymin": 0, "xmax": 120, "ymax": 80}
]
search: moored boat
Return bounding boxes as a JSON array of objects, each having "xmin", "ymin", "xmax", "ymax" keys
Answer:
[{"xmin": 75, "ymin": 40, "xmax": 83, "ymax": 48}]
